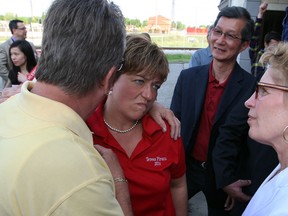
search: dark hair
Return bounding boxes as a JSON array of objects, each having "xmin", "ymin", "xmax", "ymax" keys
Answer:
[
  {"xmin": 9, "ymin": 40, "xmax": 37, "ymax": 84},
  {"xmin": 9, "ymin": 19, "xmax": 24, "ymax": 34},
  {"xmin": 35, "ymin": 0, "xmax": 126, "ymax": 96},
  {"xmin": 264, "ymin": 31, "xmax": 281, "ymax": 44},
  {"xmin": 213, "ymin": 6, "xmax": 254, "ymax": 42},
  {"xmin": 141, "ymin": 33, "xmax": 151, "ymax": 41}
]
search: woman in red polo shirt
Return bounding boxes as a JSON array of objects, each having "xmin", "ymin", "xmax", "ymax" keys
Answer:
[{"xmin": 87, "ymin": 34, "xmax": 187, "ymax": 216}]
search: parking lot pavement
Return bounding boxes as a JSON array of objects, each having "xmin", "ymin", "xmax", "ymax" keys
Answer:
[
  {"xmin": 157, "ymin": 63, "xmax": 208, "ymax": 215},
  {"xmin": 157, "ymin": 63, "xmax": 188, "ymax": 108},
  {"xmin": 188, "ymin": 193, "xmax": 208, "ymax": 216}
]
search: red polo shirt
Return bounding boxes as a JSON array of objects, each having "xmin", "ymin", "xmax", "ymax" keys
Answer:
[
  {"xmin": 86, "ymin": 102, "xmax": 186, "ymax": 216},
  {"xmin": 192, "ymin": 63, "xmax": 230, "ymax": 161}
]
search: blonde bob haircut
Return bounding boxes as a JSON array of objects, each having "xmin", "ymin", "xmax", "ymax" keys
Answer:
[{"xmin": 260, "ymin": 42, "xmax": 288, "ymax": 85}]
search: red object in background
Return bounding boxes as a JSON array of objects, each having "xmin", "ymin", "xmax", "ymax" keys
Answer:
[
  {"xmin": 27, "ymin": 65, "xmax": 37, "ymax": 81},
  {"xmin": 186, "ymin": 27, "xmax": 208, "ymax": 34}
]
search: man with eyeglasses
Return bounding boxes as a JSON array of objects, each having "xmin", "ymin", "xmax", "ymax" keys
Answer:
[
  {"xmin": 170, "ymin": 6, "xmax": 257, "ymax": 215},
  {"xmin": 0, "ymin": 19, "xmax": 37, "ymax": 90},
  {"xmin": 212, "ymin": 5, "xmax": 280, "ymax": 216}
]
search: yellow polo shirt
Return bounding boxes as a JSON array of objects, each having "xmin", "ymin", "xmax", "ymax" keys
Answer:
[{"xmin": 0, "ymin": 82, "xmax": 124, "ymax": 216}]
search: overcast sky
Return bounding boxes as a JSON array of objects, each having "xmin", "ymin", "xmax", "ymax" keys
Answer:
[{"xmin": 0, "ymin": 0, "xmax": 220, "ymax": 27}]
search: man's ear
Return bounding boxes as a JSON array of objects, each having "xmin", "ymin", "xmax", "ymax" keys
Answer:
[
  {"xmin": 239, "ymin": 40, "xmax": 250, "ymax": 53},
  {"xmin": 101, "ymin": 66, "xmax": 117, "ymax": 95},
  {"xmin": 12, "ymin": 28, "xmax": 16, "ymax": 35}
]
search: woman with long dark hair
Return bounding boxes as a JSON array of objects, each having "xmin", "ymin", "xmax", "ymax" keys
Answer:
[{"xmin": 8, "ymin": 40, "xmax": 37, "ymax": 85}]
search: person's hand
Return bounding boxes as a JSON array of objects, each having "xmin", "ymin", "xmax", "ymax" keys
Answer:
[
  {"xmin": 149, "ymin": 102, "xmax": 181, "ymax": 140},
  {"xmin": 224, "ymin": 194, "xmax": 235, "ymax": 211},
  {"xmin": 17, "ymin": 72, "xmax": 28, "ymax": 83},
  {"xmin": 223, "ymin": 180, "xmax": 252, "ymax": 203},
  {"xmin": 0, "ymin": 85, "xmax": 21, "ymax": 103},
  {"xmin": 258, "ymin": 2, "xmax": 268, "ymax": 18},
  {"xmin": 94, "ymin": 145, "xmax": 134, "ymax": 216},
  {"xmin": 94, "ymin": 144, "xmax": 124, "ymax": 178}
]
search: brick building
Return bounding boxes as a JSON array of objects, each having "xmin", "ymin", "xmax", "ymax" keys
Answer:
[{"xmin": 147, "ymin": 15, "xmax": 171, "ymax": 34}]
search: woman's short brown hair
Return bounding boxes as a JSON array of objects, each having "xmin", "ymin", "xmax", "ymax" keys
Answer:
[{"xmin": 114, "ymin": 34, "xmax": 169, "ymax": 84}]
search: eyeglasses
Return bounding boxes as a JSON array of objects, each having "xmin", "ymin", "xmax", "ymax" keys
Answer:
[
  {"xmin": 255, "ymin": 82, "xmax": 288, "ymax": 99},
  {"xmin": 211, "ymin": 28, "xmax": 242, "ymax": 41},
  {"xmin": 16, "ymin": 27, "xmax": 26, "ymax": 30}
]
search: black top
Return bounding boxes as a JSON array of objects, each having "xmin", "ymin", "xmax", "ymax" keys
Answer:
[{"xmin": 8, "ymin": 69, "xmax": 21, "ymax": 85}]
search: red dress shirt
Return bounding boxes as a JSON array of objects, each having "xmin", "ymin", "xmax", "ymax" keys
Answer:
[{"xmin": 192, "ymin": 64, "xmax": 230, "ymax": 161}]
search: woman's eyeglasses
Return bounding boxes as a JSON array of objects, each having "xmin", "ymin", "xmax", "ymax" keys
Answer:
[{"xmin": 255, "ymin": 82, "xmax": 288, "ymax": 99}]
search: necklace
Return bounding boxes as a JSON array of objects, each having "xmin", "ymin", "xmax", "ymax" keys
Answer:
[{"xmin": 104, "ymin": 118, "xmax": 139, "ymax": 133}]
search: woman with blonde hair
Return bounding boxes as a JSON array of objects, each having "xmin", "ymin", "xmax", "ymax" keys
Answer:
[{"xmin": 243, "ymin": 42, "xmax": 288, "ymax": 215}]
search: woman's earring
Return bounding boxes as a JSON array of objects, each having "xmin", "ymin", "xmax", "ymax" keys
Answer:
[
  {"xmin": 283, "ymin": 125, "xmax": 288, "ymax": 143},
  {"xmin": 108, "ymin": 90, "xmax": 112, "ymax": 96}
]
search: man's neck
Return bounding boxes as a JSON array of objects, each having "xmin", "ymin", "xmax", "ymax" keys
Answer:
[
  {"xmin": 20, "ymin": 64, "xmax": 28, "ymax": 73},
  {"xmin": 212, "ymin": 60, "xmax": 236, "ymax": 84},
  {"xmin": 11, "ymin": 36, "xmax": 24, "ymax": 41},
  {"xmin": 31, "ymin": 81, "xmax": 105, "ymax": 120}
]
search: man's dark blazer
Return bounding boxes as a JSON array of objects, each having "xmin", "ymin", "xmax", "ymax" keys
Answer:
[
  {"xmin": 170, "ymin": 62, "xmax": 257, "ymax": 208},
  {"xmin": 212, "ymin": 76, "xmax": 278, "ymax": 215}
]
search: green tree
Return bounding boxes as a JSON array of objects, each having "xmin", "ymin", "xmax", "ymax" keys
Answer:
[
  {"xmin": 4, "ymin": 12, "xmax": 16, "ymax": 21},
  {"xmin": 171, "ymin": 21, "xmax": 186, "ymax": 30},
  {"xmin": 125, "ymin": 18, "xmax": 142, "ymax": 27},
  {"xmin": 171, "ymin": 21, "xmax": 177, "ymax": 29},
  {"xmin": 176, "ymin": 21, "xmax": 185, "ymax": 30}
]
